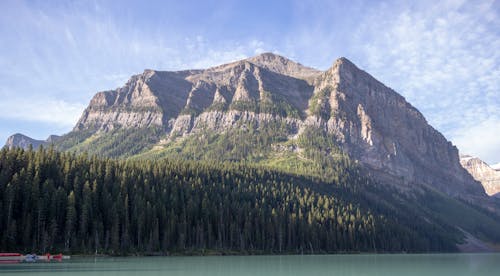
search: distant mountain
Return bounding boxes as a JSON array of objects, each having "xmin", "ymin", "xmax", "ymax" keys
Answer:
[
  {"xmin": 4, "ymin": 133, "xmax": 61, "ymax": 150},
  {"xmin": 460, "ymin": 155, "xmax": 500, "ymax": 197}
]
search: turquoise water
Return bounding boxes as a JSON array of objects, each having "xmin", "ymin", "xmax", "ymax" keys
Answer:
[{"xmin": 0, "ymin": 254, "xmax": 499, "ymax": 275}]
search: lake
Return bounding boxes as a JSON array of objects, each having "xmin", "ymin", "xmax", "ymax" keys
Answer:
[{"xmin": 0, "ymin": 254, "xmax": 499, "ymax": 275}]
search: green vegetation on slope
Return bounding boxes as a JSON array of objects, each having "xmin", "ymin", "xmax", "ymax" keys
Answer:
[
  {"xmin": 137, "ymin": 121, "xmax": 292, "ymax": 163},
  {"xmin": 56, "ymin": 127, "xmax": 162, "ymax": 158},
  {"xmin": 228, "ymin": 92, "xmax": 302, "ymax": 119},
  {"xmin": 138, "ymin": 125, "xmax": 351, "ymax": 184},
  {"xmin": 308, "ymin": 87, "xmax": 332, "ymax": 120}
]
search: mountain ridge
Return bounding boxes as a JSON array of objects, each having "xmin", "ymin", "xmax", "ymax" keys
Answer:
[{"xmin": 4, "ymin": 53, "xmax": 490, "ymax": 204}]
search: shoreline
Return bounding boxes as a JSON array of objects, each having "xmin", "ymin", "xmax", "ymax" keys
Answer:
[{"xmin": 65, "ymin": 250, "xmax": 500, "ymax": 258}]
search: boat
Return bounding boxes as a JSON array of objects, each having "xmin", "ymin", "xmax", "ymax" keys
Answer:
[
  {"xmin": 23, "ymin": 254, "xmax": 39, "ymax": 262},
  {"xmin": 0, "ymin": 253, "xmax": 70, "ymax": 263},
  {"xmin": 37, "ymin": 253, "xmax": 67, "ymax": 261},
  {"xmin": 0, "ymin": 253, "xmax": 23, "ymax": 263}
]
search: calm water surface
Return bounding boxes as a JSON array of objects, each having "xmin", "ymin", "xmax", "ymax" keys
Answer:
[{"xmin": 0, "ymin": 254, "xmax": 499, "ymax": 276}]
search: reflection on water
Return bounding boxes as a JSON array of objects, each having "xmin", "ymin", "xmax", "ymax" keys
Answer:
[{"xmin": 0, "ymin": 253, "xmax": 499, "ymax": 276}]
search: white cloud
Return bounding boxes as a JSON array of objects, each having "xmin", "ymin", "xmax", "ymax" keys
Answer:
[
  {"xmin": 0, "ymin": 98, "xmax": 85, "ymax": 128},
  {"xmin": 451, "ymin": 118, "xmax": 500, "ymax": 165}
]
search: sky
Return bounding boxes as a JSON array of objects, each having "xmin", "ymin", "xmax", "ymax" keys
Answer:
[{"xmin": 0, "ymin": 0, "xmax": 499, "ymax": 164}]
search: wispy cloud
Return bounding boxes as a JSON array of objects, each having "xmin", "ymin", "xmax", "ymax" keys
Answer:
[{"xmin": 0, "ymin": 1, "xmax": 268, "ymax": 94}]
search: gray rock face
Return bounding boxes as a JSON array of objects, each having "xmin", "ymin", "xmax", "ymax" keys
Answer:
[
  {"xmin": 460, "ymin": 155, "xmax": 500, "ymax": 196},
  {"xmin": 67, "ymin": 53, "xmax": 488, "ymax": 199},
  {"xmin": 75, "ymin": 53, "xmax": 318, "ymax": 132},
  {"xmin": 312, "ymin": 58, "xmax": 484, "ymax": 198},
  {"xmin": 169, "ymin": 110, "xmax": 302, "ymax": 138},
  {"xmin": 74, "ymin": 70, "xmax": 193, "ymax": 131},
  {"xmin": 4, "ymin": 133, "xmax": 60, "ymax": 150}
]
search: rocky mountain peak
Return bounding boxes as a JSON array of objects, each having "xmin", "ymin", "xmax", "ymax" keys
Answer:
[
  {"xmin": 331, "ymin": 56, "xmax": 353, "ymax": 68},
  {"xmin": 247, "ymin": 52, "xmax": 321, "ymax": 79},
  {"xmin": 460, "ymin": 155, "xmax": 500, "ymax": 196}
]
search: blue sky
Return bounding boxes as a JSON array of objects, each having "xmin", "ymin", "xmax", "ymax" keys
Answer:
[{"xmin": 0, "ymin": 0, "xmax": 499, "ymax": 164}]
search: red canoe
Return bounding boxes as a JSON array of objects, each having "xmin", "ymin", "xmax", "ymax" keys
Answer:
[{"xmin": 0, "ymin": 253, "xmax": 22, "ymax": 263}]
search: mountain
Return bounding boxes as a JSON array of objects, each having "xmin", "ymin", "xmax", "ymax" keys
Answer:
[
  {"xmin": 4, "ymin": 53, "xmax": 500, "ymax": 254},
  {"xmin": 57, "ymin": 53, "xmax": 485, "ymax": 201},
  {"xmin": 4, "ymin": 133, "xmax": 61, "ymax": 150},
  {"xmin": 460, "ymin": 155, "xmax": 500, "ymax": 197}
]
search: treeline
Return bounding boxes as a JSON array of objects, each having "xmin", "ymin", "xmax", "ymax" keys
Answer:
[{"xmin": 0, "ymin": 147, "xmax": 461, "ymax": 255}]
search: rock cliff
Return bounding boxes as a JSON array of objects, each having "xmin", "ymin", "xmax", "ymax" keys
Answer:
[{"xmin": 312, "ymin": 58, "xmax": 484, "ymax": 197}]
